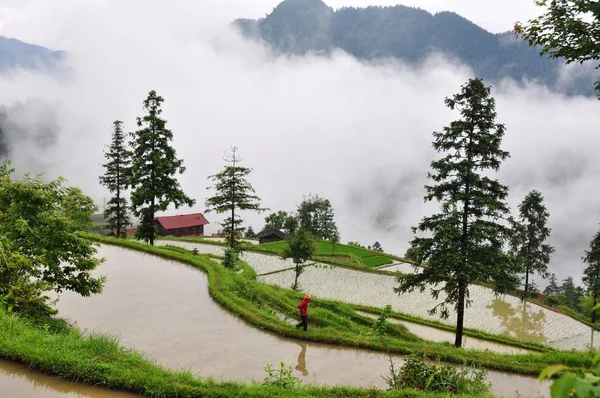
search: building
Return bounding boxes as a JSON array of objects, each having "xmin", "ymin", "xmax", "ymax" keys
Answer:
[
  {"xmin": 154, "ymin": 213, "xmax": 209, "ymax": 237},
  {"xmin": 256, "ymin": 228, "xmax": 287, "ymax": 244}
]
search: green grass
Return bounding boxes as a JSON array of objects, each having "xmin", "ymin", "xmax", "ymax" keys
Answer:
[
  {"xmin": 83, "ymin": 235, "xmax": 596, "ymax": 377},
  {"xmin": 0, "ymin": 308, "xmax": 476, "ymax": 398}
]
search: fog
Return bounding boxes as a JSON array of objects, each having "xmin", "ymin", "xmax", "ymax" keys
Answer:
[{"xmin": 0, "ymin": 0, "xmax": 599, "ymax": 287}]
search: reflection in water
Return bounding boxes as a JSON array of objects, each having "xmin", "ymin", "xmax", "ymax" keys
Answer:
[
  {"xmin": 295, "ymin": 343, "xmax": 309, "ymax": 377},
  {"xmin": 486, "ymin": 298, "xmax": 547, "ymax": 344},
  {"xmin": 52, "ymin": 245, "xmax": 551, "ymax": 398},
  {"xmin": 0, "ymin": 359, "xmax": 137, "ymax": 397}
]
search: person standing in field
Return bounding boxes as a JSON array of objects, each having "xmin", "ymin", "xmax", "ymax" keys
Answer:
[{"xmin": 295, "ymin": 294, "xmax": 312, "ymax": 331}]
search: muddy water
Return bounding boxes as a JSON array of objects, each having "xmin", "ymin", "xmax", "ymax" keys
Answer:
[
  {"xmin": 0, "ymin": 360, "xmax": 138, "ymax": 397},
  {"xmin": 357, "ymin": 311, "xmax": 530, "ymax": 355},
  {"xmin": 53, "ymin": 245, "xmax": 550, "ymax": 397}
]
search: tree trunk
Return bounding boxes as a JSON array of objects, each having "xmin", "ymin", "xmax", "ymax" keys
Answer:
[
  {"xmin": 524, "ymin": 265, "xmax": 530, "ymax": 299},
  {"xmin": 149, "ymin": 195, "xmax": 155, "ymax": 246},
  {"xmin": 455, "ymin": 281, "xmax": 466, "ymax": 348},
  {"xmin": 593, "ymin": 293, "xmax": 598, "ymax": 323}
]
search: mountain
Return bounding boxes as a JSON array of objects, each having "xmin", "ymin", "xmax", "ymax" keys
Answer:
[
  {"xmin": 0, "ymin": 36, "xmax": 65, "ymax": 72},
  {"xmin": 233, "ymin": 0, "xmax": 595, "ymax": 97}
]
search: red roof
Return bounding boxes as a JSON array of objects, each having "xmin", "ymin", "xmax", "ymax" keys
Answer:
[{"xmin": 155, "ymin": 213, "xmax": 209, "ymax": 230}]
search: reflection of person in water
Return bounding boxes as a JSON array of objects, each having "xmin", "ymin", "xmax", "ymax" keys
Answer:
[{"xmin": 295, "ymin": 343, "xmax": 309, "ymax": 376}]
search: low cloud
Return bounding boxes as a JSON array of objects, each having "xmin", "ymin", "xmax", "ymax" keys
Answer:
[{"xmin": 0, "ymin": 0, "xmax": 599, "ymax": 288}]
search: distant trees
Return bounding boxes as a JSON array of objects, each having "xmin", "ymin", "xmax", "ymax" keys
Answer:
[
  {"xmin": 245, "ymin": 226, "xmax": 257, "ymax": 238},
  {"xmin": 583, "ymin": 230, "xmax": 600, "ymax": 322},
  {"xmin": 370, "ymin": 241, "xmax": 383, "ymax": 252},
  {"xmin": 264, "ymin": 210, "xmax": 298, "ymax": 234},
  {"xmin": 395, "ymin": 78, "xmax": 519, "ymax": 348},
  {"xmin": 296, "ymin": 194, "xmax": 339, "ymax": 241},
  {"xmin": 510, "ymin": 190, "xmax": 554, "ymax": 298},
  {"xmin": 205, "ymin": 146, "xmax": 267, "ymax": 249},
  {"xmin": 0, "ymin": 160, "xmax": 105, "ymax": 316},
  {"xmin": 282, "ymin": 228, "xmax": 317, "ymax": 291},
  {"xmin": 543, "ymin": 273, "xmax": 560, "ymax": 296},
  {"xmin": 129, "ymin": 90, "xmax": 195, "ymax": 245},
  {"xmin": 99, "ymin": 120, "xmax": 132, "ymax": 238},
  {"xmin": 515, "ymin": 0, "xmax": 600, "ymax": 98}
]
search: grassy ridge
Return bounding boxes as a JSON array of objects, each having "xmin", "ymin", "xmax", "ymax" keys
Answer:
[
  {"xmin": 0, "ymin": 308, "xmax": 465, "ymax": 398},
  {"xmin": 86, "ymin": 235, "xmax": 594, "ymax": 376}
]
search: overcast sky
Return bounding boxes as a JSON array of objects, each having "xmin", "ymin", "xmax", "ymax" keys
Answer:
[{"xmin": 0, "ymin": 0, "xmax": 597, "ymax": 289}]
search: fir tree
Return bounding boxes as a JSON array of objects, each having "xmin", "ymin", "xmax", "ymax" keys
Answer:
[
  {"xmin": 510, "ymin": 190, "xmax": 554, "ymax": 298},
  {"xmin": 245, "ymin": 225, "xmax": 257, "ymax": 238},
  {"xmin": 544, "ymin": 273, "xmax": 560, "ymax": 296},
  {"xmin": 99, "ymin": 120, "xmax": 132, "ymax": 238},
  {"xmin": 561, "ymin": 277, "xmax": 579, "ymax": 309},
  {"xmin": 395, "ymin": 78, "xmax": 520, "ymax": 348},
  {"xmin": 205, "ymin": 147, "xmax": 268, "ymax": 249},
  {"xmin": 129, "ymin": 90, "xmax": 195, "ymax": 245},
  {"xmin": 583, "ymin": 229, "xmax": 600, "ymax": 322}
]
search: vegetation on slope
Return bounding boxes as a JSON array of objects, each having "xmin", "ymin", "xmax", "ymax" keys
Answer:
[{"xmin": 86, "ymin": 235, "xmax": 596, "ymax": 376}]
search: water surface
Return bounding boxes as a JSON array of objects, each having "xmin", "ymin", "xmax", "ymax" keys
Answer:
[{"xmin": 53, "ymin": 245, "xmax": 550, "ymax": 397}]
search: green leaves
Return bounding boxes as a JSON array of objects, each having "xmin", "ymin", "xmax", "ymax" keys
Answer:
[
  {"xmin": 296, "ymin": 194, "xmax": 339, "ymax": 241},
  {"xmin": 129, "ymin": 91, "xmax": 195, "ymax": 245},
  {"xmin": 205, "ymin": 146, "xmax": 267, "ymax": 248},
  {"xmin": 399, "ymin": 78, "xmax": 517, "ymax": 348}
]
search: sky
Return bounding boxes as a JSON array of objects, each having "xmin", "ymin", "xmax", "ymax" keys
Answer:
[{"xmin": 0, "ymin": 0, "xmax": 598, "ymax": 288}]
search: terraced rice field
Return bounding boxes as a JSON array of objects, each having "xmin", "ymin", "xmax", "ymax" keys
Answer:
[{"xmin": 158, "ymin": 240, "xmax": 598, "ymax": 351}]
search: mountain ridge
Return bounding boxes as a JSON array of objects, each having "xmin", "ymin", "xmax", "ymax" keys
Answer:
[
  {"xmin": 232, "ymin": 0, "xmax": 595, "ymax": 97},
  {"xmin": 0, "ymin": 35, "xmax": 65, "ymax": 72}
]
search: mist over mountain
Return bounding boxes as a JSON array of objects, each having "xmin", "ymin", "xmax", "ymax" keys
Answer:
[
  {"xmin": 233, "ymin": 0, "xmax": 596, "ymax": 97},
  {"xmin": 0, "ymin": 36, "xmax": 64, "ymax": 72}
]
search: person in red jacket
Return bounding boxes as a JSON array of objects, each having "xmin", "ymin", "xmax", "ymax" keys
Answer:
[{"xmin": 295, "ymin": 294, "xmax": 312, "ymax": 331}]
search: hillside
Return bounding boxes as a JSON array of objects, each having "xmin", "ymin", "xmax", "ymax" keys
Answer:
[
  {"xmin": 0, "ymin": 36, "xmax": 64, "ymax": 72},
  {"xmin": 233, "ymin": 0, "xmax": 595, "ymax": 97}
]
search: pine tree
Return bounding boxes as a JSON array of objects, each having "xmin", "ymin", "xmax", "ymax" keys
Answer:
[
  {"xmin": 99, "ymin": 120, "xmax": 132, "ymax": 238},
  {"xmin": 583, "ymin": 229, "xmax": 600, "ymax": 322},
  {"xmin": 544, "ymin": 273, "xmax": 560, "ymax": 296},
  {"xmin": 205, "ymin": 147, "xmax": 268, "ymax": 249},
  {"xmin": 561, "ymin": 277, "xmax": 579, "ymax": 309},
  {"xmin": 129, "ymin": 90, "xmax": 195, "ymax": 245},
  {"xmin": 245, "ymin": 226, "xmax": 256, "ymax": 238},
  {"xmin": 510, "ymin": 190, "xmax": 554, "ymax": 298},
  {"xmin": 395, "ymin": 78, "xmax": 520, "ymax": 348}
]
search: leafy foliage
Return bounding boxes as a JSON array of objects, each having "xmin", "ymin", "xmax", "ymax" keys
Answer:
[
  {"xmin": 0, "ymin": 160, "xmax": 105, "ymax": 316},
  {"xmin": 296, "ymin": 193, "xmax": 339, "ymax": 241},
  {"xmin": 281, "ymin": 228, "xmax": 317, "ymax": 290},
  {"xmin": 223, "ymin": 247, "xmax": 240, "ymax": 270},
  {"xmin": 515, "ymin": 0, "xmax": 600, "ymax": 98},
  {"xmin": 99, "ymin": 120, "xmax": 132, "ymax": 238},
  {"xmin": 395, "ymin": 78, "xmax": 519, "ymax": 348},
  {"xmin": 510, "ymin": 190, "xmax": 554, "ymax": 297},
  {"xmin": 583, "ymin": 229, "xmax": 600, "ymax": 322},
  {"xmin": 370, "ymin": 241, "xmax": 383, "ymax": 252},
  {"xmin": 205, "ymin": 147, "xmax": 267, "ymax": 249},
  {"xmin": 129, "ymin": 90, "xmax": 195, "ymax": 245},
  {"xmin": 262, "ymin": 363, "xmax": 303, "ymax": 389}
]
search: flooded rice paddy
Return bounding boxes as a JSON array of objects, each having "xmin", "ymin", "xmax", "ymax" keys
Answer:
[
  {"xmin": 46, "ymin": 245, "xmax": 553, "ymax": 397},
  {"xmin": 0, "ymin": 359, "xmax": 138, "ymax": 398}
]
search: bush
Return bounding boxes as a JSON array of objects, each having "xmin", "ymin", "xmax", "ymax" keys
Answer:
[
  {"xmin": 390, "ymin": 354, "xmax": 491, "ymax": 396},
  {"xmin": 263, "ymin": 362, "xmax": 302, "ymax": 389},
  {"xmin": 223, "ymin": 247, "xmax": 240, "ymax": 270}
]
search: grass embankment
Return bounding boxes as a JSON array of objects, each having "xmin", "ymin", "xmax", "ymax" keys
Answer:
[
  {"xmin": 160, "ymin": 235, "xmax": 417, "ymax": 270},
  {"xmin": 0, "ymin": 309, "xmax": 469, "ymax": 398},
  {"xmin": 87, "ymin": 235, "xmax": 594, "ymax": 376}
]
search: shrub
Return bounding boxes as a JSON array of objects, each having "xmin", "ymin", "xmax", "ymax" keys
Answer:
[
  {"xmin": 263, "ymin": 362, "xmax": 302, "ymax": 389},
  {"xmin": 223, "ymin": 247, "xmax": 240, "ymax": 270}
]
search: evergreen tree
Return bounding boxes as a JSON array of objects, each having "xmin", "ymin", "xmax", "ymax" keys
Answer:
[
  {"xmin": 205, "ymin": 147, "xmax": 268, "ymax": 249},
  {"xmin": 510, "ymin": 190, "xmax": 554, "ymax": 298},
  {"xmin": 129, "ymin": 91, "xmax": 195, "ymax": 245},
  {"xmin": 543, "ymin": 273, "xmax": 560, "ymax": 296},
  {"xmin": 296, "ymin": 193, "xmax": 338, "ymax": 241},
  {"xmin": 99, "ymin": 120, "xmax": 132, "ymax": 238},
  {"xmin": 583, "ymin": 229, "xmax": 600, "ymax": 322},
  {"xmin": 561, "ymin": 277, "xmax": 579, "ymax": 309},
  {"xmin": 395, "ymin": 78, "xmax": 520, "ymax": 348},
  {"xmin": 245, "ymin": 225, "xmax": 257, "ymax": 238}
]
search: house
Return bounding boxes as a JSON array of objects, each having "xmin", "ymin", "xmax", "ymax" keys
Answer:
[
  {"xmin": 154, "ymin": 213, "xmax": 209, "ymax": 237},
  {"xmin": 257, "ymin": 228, "xmax": 287, "ymax": 244}
]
